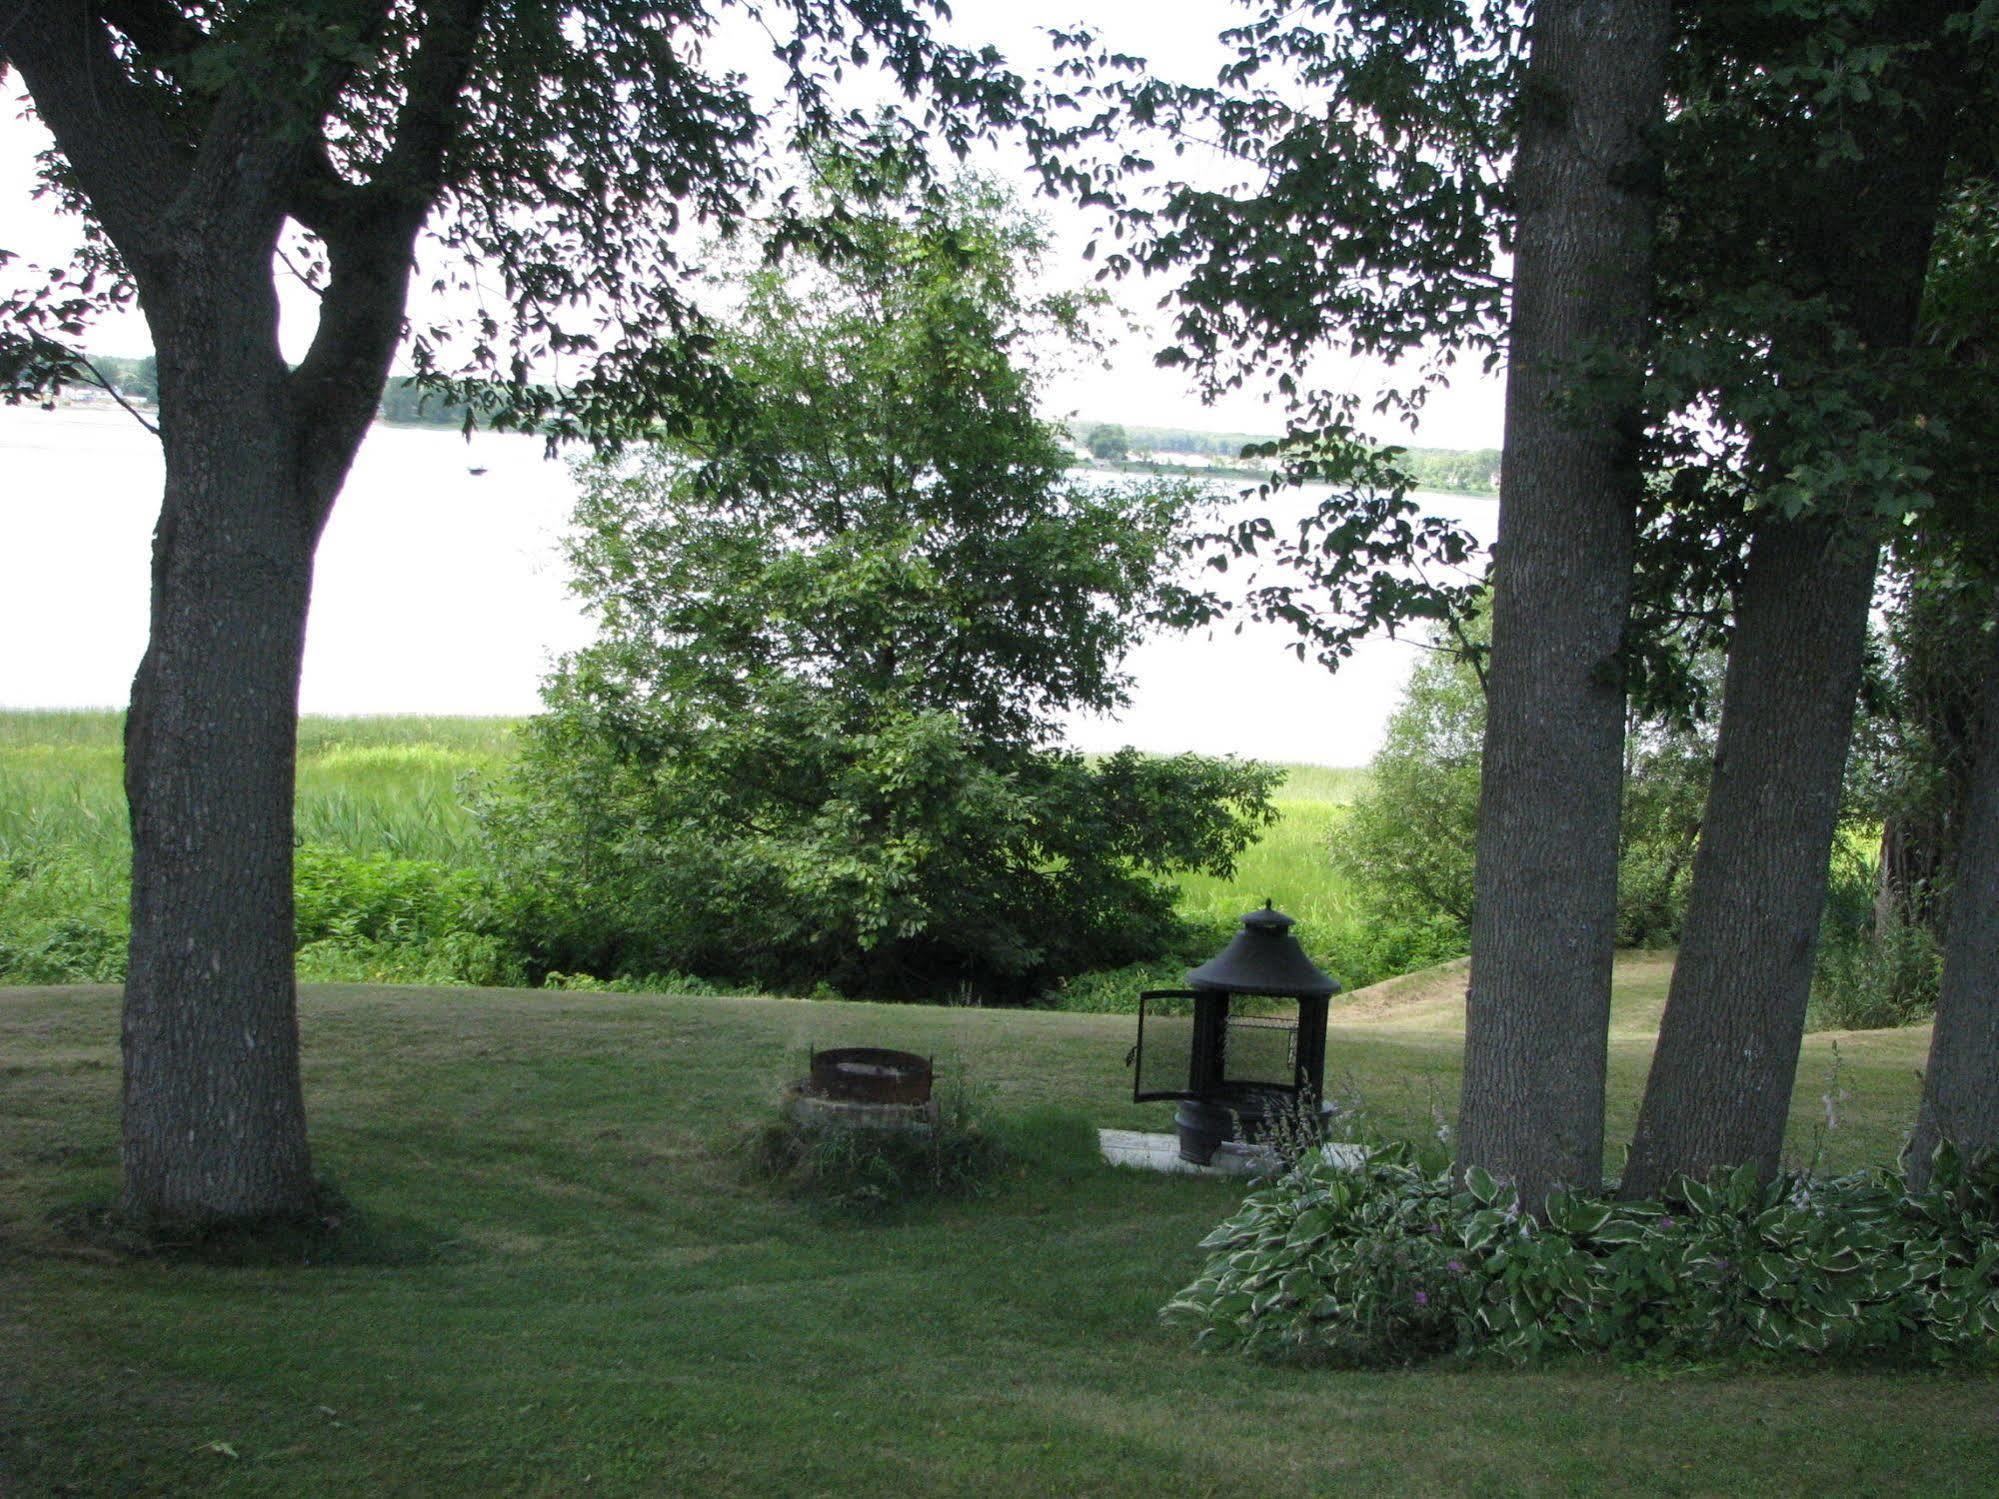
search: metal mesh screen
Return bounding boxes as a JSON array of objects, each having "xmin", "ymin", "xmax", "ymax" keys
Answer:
[
  {"xmin": 1223, "ymin": 1009, "xmax": 1299, "ymax": 1089},
  {"xmin": 1134, "ymin": 991, "xmax": 1196, "ymax": 1101}
]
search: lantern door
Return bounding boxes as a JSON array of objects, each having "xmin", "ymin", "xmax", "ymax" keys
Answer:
[{"xmin": 1131, "ymin": 990, "xmax": 1207, "ymax": 1102}]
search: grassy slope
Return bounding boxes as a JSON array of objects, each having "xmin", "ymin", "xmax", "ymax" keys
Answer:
[{"xmin": 3, "ymin": 959, "xmax": 1989, "ymax": 1497}]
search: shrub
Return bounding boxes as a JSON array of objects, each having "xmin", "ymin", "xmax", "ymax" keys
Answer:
[
  {"xmin": 0, "ymin": 912, "xmax": 128, "ymax": 984},
  {"xmin": 1334, "ymin": 620, "xmax": 1715, "ymax": 951},
  {"xmin": 291, "ymin": 846, "xmax": 522, "ymax": 986},
  {"xmin": 1810, "ymin": 854, "xmax": 1943, "ymax": 1029},
  {"xmin": 1165, "ymin": 1139, "xmax": 1999, "ymax": 1367}
]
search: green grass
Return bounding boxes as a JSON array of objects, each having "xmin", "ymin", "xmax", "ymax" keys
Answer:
[
  {"xmin": 0, "ymin": 711, "xmax": 518, "ymax": 868},
  {"xmin": 1176, "ymin": 763, "xmax": 1368, "ymax": 933},
  {"xmin": 3, "ymin": 956, "xmax": 1991, "ymax": 1496},
  {"xmin": 0, "ymin": 712, "xmax": 1380, "ymax": 988},
  {"xmin": 0, "ymin": 711, "xmax": 1356, "ymax": 883}
]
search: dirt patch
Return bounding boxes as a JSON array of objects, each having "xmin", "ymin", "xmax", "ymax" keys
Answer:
[{"xmin": 1333, "ymin": 958, "xmax": 1471, "ymax": 1026}]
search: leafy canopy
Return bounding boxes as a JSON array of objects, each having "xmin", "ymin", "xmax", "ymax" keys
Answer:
[
  {"xmin": 1337, "ymin": 613, "xmax": 1713, "ymax": 947},
  {"xmin": 0, "ymin": 0, "xmax": 1073, "ymax": 439}
]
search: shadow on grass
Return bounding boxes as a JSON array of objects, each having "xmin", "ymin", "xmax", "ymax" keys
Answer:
[{"xmin": 44, "ymin": 1178, "xmax": 454, "ymax": 1269}]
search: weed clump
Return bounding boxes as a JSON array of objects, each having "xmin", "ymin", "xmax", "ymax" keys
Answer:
[{"xmin": 742, "ymin": 1073, "xmax": 1010, "ymax": 1217}]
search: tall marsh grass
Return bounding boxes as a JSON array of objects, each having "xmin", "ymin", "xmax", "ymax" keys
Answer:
[
  {"xmin": 1174, "ymin": 764, "xmax": 1369, "ymax": 934},
  {"xmin": 1, "ymin": 711, "xmax": 1382, "ymax": 991}
]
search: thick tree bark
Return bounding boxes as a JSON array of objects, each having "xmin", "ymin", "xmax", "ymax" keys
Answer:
[
  {"xmin": 6, "ymin": 2, "xmax": 483, "ymax": 1224},
  {"xmin": 1621, "ymin": 521, "xmax": 1878, "ymax": 1196},
  {"xmin": 118, "ymin": 254, "xmax": 327, "ymax": 1221},
  {"xmin": 1908, "ymin": 597, "xmax": 1999, "ymax": 1185},
  {"xmin": 1619, "ymin": 2, "xmax": 1959, "ymax": 1198},
  {"xmin": 1457, "ymin": 0, "xmax": 1668, "ymax": 1208}
]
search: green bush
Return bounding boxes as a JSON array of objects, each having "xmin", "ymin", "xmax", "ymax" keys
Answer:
[
  {"xmin": 1165, "ymin": 1139, "xmax": 1999, "ymax": 1367},
  {"xmin": 1810, "ymin": 854, "xmax": 1943, "ymax": 1029},
  {"xmin": 0, "ymin": 913, "xmax": 128, "ymax": 984},
  {"xmin": 1318, "ymin": 917, "xmax": 1468, "ymax": 991},
  {"xmin": 0, "ymin": 837, "xmax": 129, "ymax": 984},
  {"xmin": 291, "ymin": 846, "xmax": 521, "ymax": 986},
  {"xmin": 1334, "ymin": 621, "xmax": 1714, "ymax": 951}
]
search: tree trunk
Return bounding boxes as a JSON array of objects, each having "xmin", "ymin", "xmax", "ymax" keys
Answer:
[
  {"xmin": 118, "ymin": 271, "xmax": 328, "ymax": 1223},
  {"xmin": 1621, "ymin": 521, "xmax": 1878, "ymax": 1196},
  {"xmin": 1457, "ymin": 0, "xmax": 1668, "ymax": 1209},
  {"xmin": 1619, "ymin": 0, "xmax": 1959, "ymax": 1198},
  {"xmin": 5, "ymin": 0, "xmax": 478, "ymax": 1227},
  {"xmin": 1908, "ymin": 595, "xmax": 1999, "ymax": 1185}
]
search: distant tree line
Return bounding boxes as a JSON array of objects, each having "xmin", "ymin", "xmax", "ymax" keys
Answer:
[
  {"xmin": 88, "ymin": 357, "xmax": 477, "ymax": 431},
  {"xmin": 375, "ymin": 377, "xmax": 478, "ymax": 429},
  {"xmin": 90, "ymin": 354, "xmax": 156, "ymax": 402},
  {"xmin": 1067, "ymin": 420, "xmax": 1499, "ymax": 494}
]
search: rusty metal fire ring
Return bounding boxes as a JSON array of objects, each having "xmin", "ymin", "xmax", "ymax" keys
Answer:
[{"xmin": 805, "ymin": 1047, "xmax": 933, "ymax": 1105}]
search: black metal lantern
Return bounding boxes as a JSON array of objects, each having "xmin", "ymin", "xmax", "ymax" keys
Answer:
[{"xmin": 1130, "ymin": 902, "xmax": 1340, "ymax": 1164}]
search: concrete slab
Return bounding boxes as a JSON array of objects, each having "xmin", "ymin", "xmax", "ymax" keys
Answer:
[
  {"xmin": 1097, "ymin": 1128, "xmax": 1274, "ymax": 1176},
  {"xmin": 1097, "ymin": 1129, "xmax": 1369, "ymax": 1177}
]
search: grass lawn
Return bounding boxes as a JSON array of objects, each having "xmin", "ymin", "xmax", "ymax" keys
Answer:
[{"xmin": 3, "ymin": 957, "xmax": 1991, "ymax": 1497}]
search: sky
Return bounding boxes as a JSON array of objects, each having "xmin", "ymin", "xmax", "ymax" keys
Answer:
[{"xmin": 0, "ymin": 2, "xmax": 1508, "ymax": 764}]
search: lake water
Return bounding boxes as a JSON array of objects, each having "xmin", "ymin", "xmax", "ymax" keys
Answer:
[{"xmin": 0, "ymin": 404, "xmax": 1495, "ymax": 765}]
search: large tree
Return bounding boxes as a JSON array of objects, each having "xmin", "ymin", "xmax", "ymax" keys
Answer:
[
  {"xmin": 0, "ymin": 0, "xmax": 1030, "ymax": 1224},
  {"xmin": 489, "ymin": 174, "xmax": 1277, "ymax": 1001},
  {"xmin": 1909, "ymin": 587, "xmax": 1999, "ymax": 1181},
  {"xmin": 1456, "ymin": 0, "xmax": 1669, "ymax": 1207},
  {"xmin": 1063, "ymin": 0, "xmax": 1666, "ymax": 1205},
  {"xmin": 1622, "ymin": 0, "xmax": 1981, "ymax": 1195}
]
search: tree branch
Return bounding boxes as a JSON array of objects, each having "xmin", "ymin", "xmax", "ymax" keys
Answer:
[
  {"xmin": 361, "ymin": 0, "xmax": 488, "ymax": 229},
  {"xmin": 0, "ymin": 3, "xmax": 194, "ymax": 268},
  {"xmin": 289, "ymin": 0, "xmax": 490, "ymax": 521},
  {"xmin": 72, "ymin": 352, "xmax": 163, "ymax": 436}
]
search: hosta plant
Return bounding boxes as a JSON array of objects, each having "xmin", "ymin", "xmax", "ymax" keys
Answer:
[{"xmin": 1165, "ymin": 1140, "xmax": 1999, "ymax": 1366}]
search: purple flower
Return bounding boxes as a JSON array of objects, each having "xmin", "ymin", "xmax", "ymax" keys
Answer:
[
  {"xmin": 1446, "ymin": 1260, "xmax": 1466, "ymax": 1274},
  {"xmin": 1659, "ymin": 1215, "xmax": 1676, "ymax": 1230},
  {"xmin": 1413, "ymin": 1290, "xmax": 1430, "ymax": 1307}
]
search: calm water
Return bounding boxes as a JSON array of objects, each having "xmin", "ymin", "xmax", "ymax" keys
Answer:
[{"xmin": 0, "ymin": 404, "xmax": 1494, "ymax": 764}]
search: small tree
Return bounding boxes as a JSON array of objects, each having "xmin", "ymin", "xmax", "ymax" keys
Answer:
[
  {"xmin": 1336, "ymin": 648, "xmax": 1483, "ymax": 930},
  {"xmin": 486, "ymin": 177, "xmax": 1278, "ymax": 1000},
  {"xmin": 1338, "ymin": 624, "xmax": 1713, "ymax": 950},
  {"xmin": 1086, "ymin": 423, "xmax": 1130, "ymax": 462}
]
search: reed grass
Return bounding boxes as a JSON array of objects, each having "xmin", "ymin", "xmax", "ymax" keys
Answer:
[{"xmin": 0, "ymin": 711, "xmax": 1373, "ymax": 984}]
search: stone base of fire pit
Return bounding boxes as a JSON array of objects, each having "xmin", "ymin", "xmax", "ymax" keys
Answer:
[
  {"xmin": 1097, "ymin": 1130, "xmax": 1366, "ymax": 1177},
  {"xmin": 784, "ymin": 1084, "xmax": 937, "ymax": 1134}
]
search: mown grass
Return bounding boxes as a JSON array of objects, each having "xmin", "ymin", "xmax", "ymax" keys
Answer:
[{"xmin": 2, "ymin": 958, "xmax": 1990, "ymax": 1496}]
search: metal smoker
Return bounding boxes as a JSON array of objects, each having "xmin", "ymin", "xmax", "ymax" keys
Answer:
[{"xmin": 1129, "ymin": 902, "xmax": 1340, "ymax": 1164}]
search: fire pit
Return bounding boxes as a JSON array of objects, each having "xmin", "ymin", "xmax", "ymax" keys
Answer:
[
  {"xmin": 786, "ymin": 1047, "xmax": 936, "ymax": 1131},
  {"xmin": 1128, "ymin": 902, "xmax": 1340, "ymax": 1164}
]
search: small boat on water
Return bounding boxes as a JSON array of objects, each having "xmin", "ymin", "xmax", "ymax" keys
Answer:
[{"xmin": 467, "ymin": 465, "xmax": 488, "ymax": 476}]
